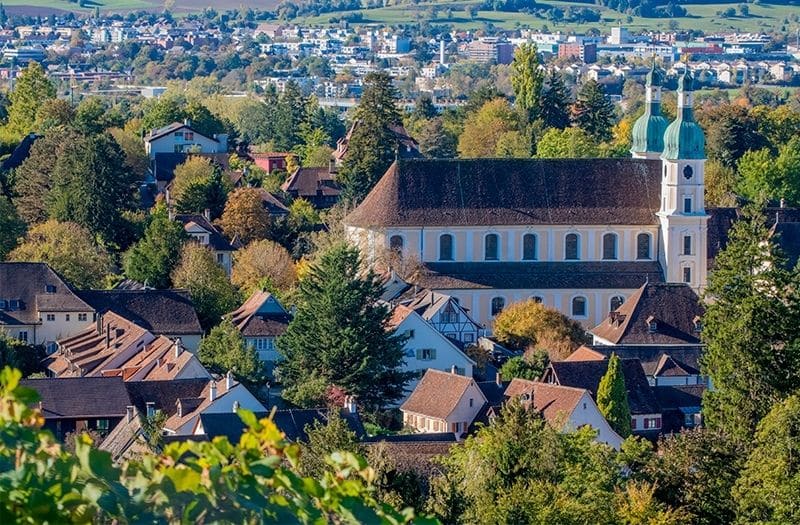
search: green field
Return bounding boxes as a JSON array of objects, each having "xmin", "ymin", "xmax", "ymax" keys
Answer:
[{"xmin": 298, "ymin": 1, "xmax": 800, "ymax": 33}]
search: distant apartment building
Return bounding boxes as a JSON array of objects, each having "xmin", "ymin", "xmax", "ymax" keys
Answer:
[
  {"xmin": 558, "ymin": 42, "xmax": 597, "ymax": 63},
  {"xmin": 467, "ymin": 38, "xmax": 514, "ymax": 65},
  {"xmin": 2, "ymin": 46, "xmax": 45, "ymax": 64}
]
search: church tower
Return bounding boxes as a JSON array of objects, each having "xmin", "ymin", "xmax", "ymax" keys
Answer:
[
  {"xmin": 658, "ymin": 69, "xmax": 708, "ymax": 291},
  {"xmin": 631, "ymin": 61, "xmax": 669, "ymax": 159}
]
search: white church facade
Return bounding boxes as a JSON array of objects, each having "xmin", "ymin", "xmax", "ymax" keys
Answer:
[{"xmin": 345, "ymin": 65, "xmax": 708, "ymax": 329}]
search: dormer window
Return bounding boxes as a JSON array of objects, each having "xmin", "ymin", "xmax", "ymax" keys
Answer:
[
  {"xmin": 9, "ymin": 299, "xmax": 19, "ymax": 310},
  {"xmin": 0, "ymin": 300, "xmax": 6, "ymax": 310},
  {"xmin": 45, "ymin": 284, "xmax": 56, "ymax": 293},
  {"xmin": 693, "ymin": 316, "xmax": 702, "ymax": 333},
  {"xmin": 646, "ymin": 315, "xmax": 657, "ymax": 333}
]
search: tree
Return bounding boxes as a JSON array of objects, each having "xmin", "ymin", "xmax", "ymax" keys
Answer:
[
  {"xmin": 701, "ymin": 206, "xmax": 800, "ymax": 446},
  {"xmin": 457, "ymin": 98, "xmax": 521, "ymax": 158},
  {"xmin": 499, "ymin": 352, "xmax": 549, "ymax": 381},
  {"xmin": 698, "ymin": 103, "xmax": 767, "ymax": 169},
  {"xmin": 0, "ymin": 367, "xmax": 420, "ymax": 524},
  {"xmin": 492, "ymin": 299, "xmax": 589, "ymax": 358},
  {"xmin": 218, "ymin": 187, "xmax": 271, "ymax": 245},
  {"xmin": 337, "ymin": 72, "xmax": 402, "ymax": 203},
  {"xmin": 197, "ymin": 318, "xmax": 263, "ymax": 385},
  {"xmin": 596, "ymin": 353, "xmax": 632, "ymax": 438},
  {"xmin": 0, "ymin": 196, "xmax": 25, "ymax": 260},
  {"xmin": 411, "ymin": 94, "xmax": 438, "ymax": 121},
  {"xmin": 7, "ymin": 62, "xmax": 56, "ymax": 137},
  {"xmin": 572, "ymin": 79, "xmax": 616, "ymax": 142},
  {"xmin": 510, "ymin": 43, "xmax": 544, "ymax": 124},
  {"xmin": 277, "ymin": 243, "xmax": 412, "ymax": 410},
  {"xmin": 415, "ymin": 117, "xmax": 457, "ymax": 158},
  {"xmin": 171, "ymin": 243, "xmax": 240, "ymax": 330},
  {"xmin": 535, "ymin": 126, "xmax": 600, "ymax": 158},
  {"xmin": 299, "ymin": 410, "xmax": 363, "ymax": 478},
  {"xmin": 109, "ymin": 126, "xmax": 150, "ymax": 181},
  {"xmin": 8, "ymin": 221, "xmax": 112, "ymax": 289},
  {"xmin": 34, "ymin": 99, "xmax": 75, "ymax": 130},
  {"xmin": 705, "ymin": 160, "xmax": 738, "ymax": 208},
  {"xmin": 734, "ymin": 395, "xmax": 800, "ymax": 523},
  {"xmin": 0, "ymin": 332, "xmax": 43, "ymax": 377},
  {"xmin": 123, "ymin": 207, "xmax": 187, "ymax": 289},
  {"xmin": 539, "ymin": 69, "xmax": 572, "ymax": 130},
  {"xmin": 74, "ymin": 97, "xmax": 114, "ymax": 134},
  {"xmin": 231, "ymin": 239, "xmax": 297, "ymax": 295},
  {"xmin": 737, "ymin": 138, "xmax": 800, "ymax": 206}
]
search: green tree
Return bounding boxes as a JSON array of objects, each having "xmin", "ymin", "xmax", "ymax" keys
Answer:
[
  {"xmin": 123, "ymin": 207, "xmax": 187, "ymax": 289},
  {"xmin": 171, "ymin": 243, "xmax": 240, "ymax": 330},
  {"xmin": 572, "ymin": 79, "xmax": 616, "ymax": 142},
  {"xmin": 457, "ymin": 98, "xmax": 521, "ymax": 158},
  {"xmin": 198, "ymin": 317, "xmax": 263, "ymax": 385},
  {"xmin": 698, "ymin": 103, "xmax": 767, "ymax": 169},
  {"xmin": 273, "ymin": 81, "xmax": 307, "ymax": 150},
  {"xmin": 0, "ymin": 332, "xmax": 43, "ymax": 377},
  {"xmin": 8, "ymin": 221, "xmax": 112, "ymax": 289},
  {"xmin": 596, "ymin": 353, "xmax": 632, "ymax": 438},
  {"xmin": 499, "ymin": 352, "xmax": 549, "ymax": 381},
  {"xmin": 74, "ymin": 97, "xmax": 114, "ymax": 134},
  {"xmin": 734, "ymin": 394, "xmax": 800, "ymax": 523},
  {"xmin": 535, "ymin": 126, "xmax": 600, "ymax": 158},
  {"xmin": 510, "ymin": 43, "xmax": 544, "ymax": 124},
  {"xmin": 7, "ymin": 62, "xmax": 56, "ymax": 137},
  {"xmin": 415, "ymin": 117, "xmax": 457, "ymax": 158},
  {"xmin": 34, "ymin": 99, "xmax": 75, "ymax": 131},
  {"xmin": 299, "ymin": 410, "xmax": 363, "ymax": 478},
  {"xmin": 109, "ymin": 126, "xmax": 150, "ymax": 181},
  {"xmin": 539, "ymin": 69, "xmax": 572, "ymax": 130},
  {"xmin": 0, "ymin": 196, "xmax": 25, "ymax": 259},
  {"xmin": 337, "ymin": 72, "xmax": 402, "ymax": 203},
  {"xmin": 701, "ymin": 206, "xmax": 800, "ymax": 446},
  {"xmin": 277, "ymin": 243, "xmax": 412, "ymax": 410},
  {"xmin": 705, "ymin": 160, "xmax": 738, "ymax": 208},
  {"xmin": 737, "ymin": 138, "xmax": 800, "ymax": 206}
]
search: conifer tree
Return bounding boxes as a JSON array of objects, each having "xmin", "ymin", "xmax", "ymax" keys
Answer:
[
  {"xmin": 510, "ymin": 43, "xmax": 544, "ymax": 124},
  {"xmin": 572, "ymin": 79, "xmax": 616, "ymax": 142},
  {"xmin": 337, "ymin": 72, "xmax": 402, "ymax": 204},
  {"xmin": 123, "ymin": 206, "xmax": 187, "ymax": 289},
  {"xmin": 539, "ymin": 69, "xmax": 571, "ymax": 130},
  {"xmin": 276, "ymin": 242, "xmax": 412, "ymax": 410},
  {"xmin": 597, "ymin": 353, "xmax": 632, "ymax": 437},
  {"xmin": 7, "ymin": 62, "xmax": 55, "ymax": 137}
]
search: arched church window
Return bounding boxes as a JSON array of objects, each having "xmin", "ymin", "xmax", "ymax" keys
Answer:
[
  {"xmin": 571, "ymin": 296, "xmax": 587, "ymax": 317},
  {"xmin": 491, "ymin": 297, "xmax": 505, "ymax": 317},
  {"xmin": 637, "ymin": 233, "xmax": 652, "ymax": 260},
  {"xmin": 522, "ymin": 233, "xmax": 537, "ymax": 261},
  {"xmin": 389, "ymin": 235, "xmax": 404, "ymax": 255},
  {"xmin": 439, "ymin": 234, "xmax": 454, "ymax": 261},
  {"xmin": 565, "ymin": 233, "xmax": 580, "ymax": 260},
  {"xmin": 485, "ymin": 233, "xmax": 499, "ymax": 261},
  {"xmin": 602, "ymin": 233, "xmax": 618, "ymax": 260}
]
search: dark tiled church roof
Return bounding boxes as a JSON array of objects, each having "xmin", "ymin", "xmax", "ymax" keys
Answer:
[
  {"xmin": 414, "ymin": 261, "xmax": 663, "ymax": 290},
  {"xmin": 346, "ymin": 158, "xmax": 662, "ymax": 228}
]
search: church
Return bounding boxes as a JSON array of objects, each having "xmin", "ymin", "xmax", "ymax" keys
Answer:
[{"xmin": 345, "ymin": 65, "xmax": 710, "ymax": 328}]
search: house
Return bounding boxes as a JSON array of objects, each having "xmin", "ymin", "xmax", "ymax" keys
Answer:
[
  {"xmin": 228, "ymin": 290, "xmax": 292, "ymax": 376},
  {"xmin": 249, "ymin": 152, "xmax": 291, "ymax": 173},
  {"xmin": 144, "ymin": 120, "xmax": 228, "ymax": 159},
  {"xmin": 176, "ymin": 213, "xmax": 237, "ymax": 275},
  {"xmin": 388, "ymin": 305, "xmax": 475, "ymax": 394},
  {"xmin": 402, "ymin": 289, "xmax": 482, "ymax": 345},
  {"xmin": 77, "ymin": 289, "xmax": 204, "ymax": 351},
  {"xmin": 47, "ymin": 311, "xmax": 209, "ymax": 380},
  {"xmin": 567, "ymin": 345, "xmax": 705, "ymax": 387},
  {"xmin": 345, "ymin": 67, "xmax": 709, "ymax": 329},
  {"xmin": 541, "ymin": 359, "xmax": 663, "ymax": 438},
  {"xmin": 401, "ymin": 369, "xmax": 487, "ymax": 437},
  {"xmin": 333, "ymin": 121, "xmax": 420, "ymax": 166},
  {"xmin": 503, "ymin": 378, "xmax": 624, "ymax": 449},
  {"xmin": 0, "ymin": 262, "xmax": 95, "ymax": 351},
  {"xmin": 653, "ymin": 384, "xmax": 704, "ymax": 434},
  {"xmin": 257, "ymin": 188, "xmax": 291, "ymax": 217},
  {"xmin": 21, "ymin": 376, "xmax": 132, "ymax": 441},
  {"xmin": 281, "ymin": 166, "xmax": 342, "ymax": 209}
]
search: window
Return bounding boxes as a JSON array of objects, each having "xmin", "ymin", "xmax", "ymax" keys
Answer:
[
  {"xmin": 174, "ymin": 131, "xmax": 183, "ymax": 138},
  {"xmin": 0, "ymin": 300, "xmax": 5, "ymax": 309},
  {"xmin": 405, "ymin": 329, "xmax": 415, "ymax": 339},
  {"xmin": 78, "ymin": 313, "xmax": 87, "ymax": 322},
  {"xmin": 637, "ymin": 233, "xmax": 651, "ymax": 260},
  {"xmin": 683, "ymin": 165, "xmax": 693, "ymax": 180},
  {"xmin": 389, "ymin": 235, "xmax": 404, "ymax": 254},
  {"xmin": 683, "ymin": 267, "xmax": 692, "ymax": 283},
  {"xmin": 65, "ymin": 314, "xmax": 70, "ymax": 322},
  {"xmin": 18, "ymin": 331, "xmax": 27, "ymax": 343},
  {"xmin": 644, "ymin": 417, "xmax": 661, "ymax": 430},
  {"xmin": 522, "ymin": 233, "xmax": 537, "ymax": 260},
  {"xmin": 610, "ymin": 295, "xmax": 625, "ymax": 312},
  {"xmin": 484, "ymin": 233, "xmax": 499, "ymax": 261},
  {"xmin": 602, "ymin": 233, "xmax": 618, "ymax": 260},
  {"xmin": 185, "ymin": 132, "xmax": 194, "ymax": 141},
  {"xmin": 491, "ymin": 297, "xmax": 505, "ymax": 317},
  {"xmin": 647, "ymin": 316, "xmax": 658, "ymax": 332},
  {"xmin": 439, "ymin": 234, "xmax": 454, "ymax": 261},
  {"xmin": 565, "ymin": 233, "xmax": 580, "ymax": 260},
  {"xmin": 530, "ymin": 296, "xmax": 543, "ymax": 303},
  {"xmin": 46, "ymin": 342, "xmax": 57, "ymax": 354},
  {"xmin": 96, "ymin": 419, "xmax": 109, "ymax": 432},
  {"xmin": 417, "ymin": 348, "xmax": 436, "ymax": 361},
  {"xmin": 469, "ymin": 398, "xmax": 474, "ymax": 407},
  {"xmin": 46, "ymin": 314, "xmax": 55, "ymax": 322},
  {"xmin": 216, "ymin": 253, "xmax": 225, "ymax": 264},
  {"xmin": 9, "ymin": 299, "xmax": 19, "ymax": 310},
  {"xmin": 440, "ymin": 303, "xmax": 458, "ymax": 324},
  {"xmin": 45, "ymin": 284, "xmax": 56, "ymax": 293},
  {"xmin": 463, "ymin": 333, "xmax": 475, "ymax": 343},
  {"xmin": 631, "ymin": 418, "xmax": 637, "ymax": 430},
  {"xmin": 683, "ymin": 235, "xmax": 692, "ymax": 255},
  {"xmin": 683, "ymin": 197, "xmax": 693, "ymax": 214},
  {"xmin": 571, "ymin": 296, "xmax": 587, "ymax": 317}
]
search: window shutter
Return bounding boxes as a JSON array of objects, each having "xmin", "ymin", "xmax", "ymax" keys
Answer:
[
  {"xmin": 431, "ymin": 349, "xmax": 437, "ymax": 359},
  {"xmin": 415, "ymin": 349, "xmax": 422, "ymax": 360},
  {"xmin": 631, "ymin": 418, "xmax": 637, "ymax": 430}
]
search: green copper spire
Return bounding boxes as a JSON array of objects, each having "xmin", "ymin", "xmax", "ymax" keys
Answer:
[
  {"xmin": 662, "ymin": 69, "xmax": 705, "ymax": 160},
  {"xmin": 631, "ymin": 60, "xmax": 668, "ymax": 155}
]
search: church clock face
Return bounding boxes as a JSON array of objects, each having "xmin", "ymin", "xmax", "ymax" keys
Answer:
[{"xmin": 683, "ymin": 165, "xmax": 694, "ymax": 180}]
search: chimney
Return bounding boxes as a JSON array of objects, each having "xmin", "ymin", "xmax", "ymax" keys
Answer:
[
  {"xmin": 781, "ymin": 197, "xmax": 786, "ymax": 208},
  {"xmin": 174, "ymin": 338, "xmax": 181, "ymax": 359},
  {"xmin": 146, "ymin": 402, "xmax": 155, "ymax": 418},
  {"xmin": 451, "ymin": 365, "xmax": 458, "ymax": 375},
  {"xmin": 232, "ymin": 400, "xmax": 240, "ymax": 413},
  {"xmin": 439, "ymin": 39, "xmax": 446, "ymax": 64},
  {"xmin": 96, "ymin": 313, "xmax": 102, "ymax": 334},
  {"xmin": 209, "ymin": 380, "xmax": 217, "ymax": 402},
  {"xmin": 495, "ymin": 371, "xmax": 502, "ymax": 386},
  {"xmin": 203, "ymin": 208, "xmax": 211, "ymax": 221},
  {"xmin": 225, "ymin": 370, "xmax": 233, "ymax": 391},
  {"xmin": 177, "ymin": 400, "xmax": 183, "ymax": 418},
  {"xmin": 105, "ymin": 324, "xmax": 111, "ymax": 348},
  {"xmin": 126, "ymin": 405, "xmax": 135, "ymax": 423},
  {"xmin": 183, "ymin": 118, "xmax": 191, "ymax": 127}
]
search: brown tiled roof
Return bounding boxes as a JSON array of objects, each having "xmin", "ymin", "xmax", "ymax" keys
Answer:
[
  {"xmin": 584, "ymin": 345, "xmax": 703, "ymax": 378},
  {"xmin": 563, "ymin": 345, "xmax": 605, "ymax": 362},
  {"xmin": 124, "ymin": 379, "xmax": 210, "ymax": 417},
  {"xmin": 228, "ymin": 290, "xmax": 291, "ymax": 338},
  {"xmin": 257, "ymin": 189, "xmax": 290, "ymax": 215},
  {"xmin": 0, "ymin": 262, "xmax": 92, "ymax": 325},
  {"xmin": 387, "ymin": 304, "xmax": 414, "ymax": 329},
  {"xmin": 21, "ymin": 376, "xmax": 131, "ymax": 419},
  {"xmin": 401, "ymin": 369, "xmax": 481, "ymax": 420},
  {"xmin": 543, "ymin": 359, "xmax": 660, "ymax": 415},
  {"xmin": 78, "ymin": 289, "xmax": 202, "ymax": 336},
  {"xmin": 505, "ymin": 379, "xmax": 587, "ymax": 427},
  {"xmin": 590, "ymin": 283, "xmax": 703, "ymax": 345},
  {"xmin": 414, "ymin": 261, "xmax": 663, "ymax": 290},
  {"xmin": 281, "ymin": 167, "xmax": 341, "ymax": 198},
  {"xmin": 345, "ymin": 158, "xmax": 662, "ymax": 228}
]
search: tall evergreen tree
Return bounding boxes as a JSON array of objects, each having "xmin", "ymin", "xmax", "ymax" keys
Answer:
[
  {"xmin": 701, "ymin": 206, "xmax": 800, "ymax": 446},
  {"xmin": 337, "ymin": 72, "xmax": 402, "ymax": 204},
  {"xmin": 273, "ymin": 80, "xmax": 307, "ymax": 150},
  {"xmin": 596, "ymin": 353, "xmax": 632, "ymax": 438},
  {"xmin": 539, "ymin": 69, "xmax": 571, "ymax": 130},
  {"xmin": 7, "ymin": 62, "xmax": 55, "ymax": 137},
  {"xmin": 123, "ymin": 206, "xmax": 187, "ymax": 289},
  {"xmin": 276, "ymin": 242, "xmax": 412, "ymax": 410},
  {"xmin": 510, "ymin": 43, "xmax": 544, "ymax": 124},
  {"xmin": 0, "ymin": 196, "xmax": 25, "ymax": 260},
  {"xmin": 572, "ymin": 79, "xmax": 616, "ymax": 142}
]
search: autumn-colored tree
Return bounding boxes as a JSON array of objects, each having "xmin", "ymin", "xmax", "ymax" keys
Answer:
[
  {"xmin": 232, "ymin": 239, "xmax": 297, "ymax": 295},
  {"xmin": 457, "ymin": 98, "xmax": 521, "ymax": 158},
  {"xmin": 33, "ymin": 99, "xmax": 75, "ymax": 130},
  {"xmin": 218, "ymin": 188, "xmax": 271, "ymax": 245},
  {"xmin": 8, "ymin": 221, "xmax": 112, "ymax": 289},
  {"xmin": 492, "ymin": 299, "xmax": 589, "ymax": 359},
  {"xmin": 535, "ymin": 127, "xmax": 599, "ymax": 158}
]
